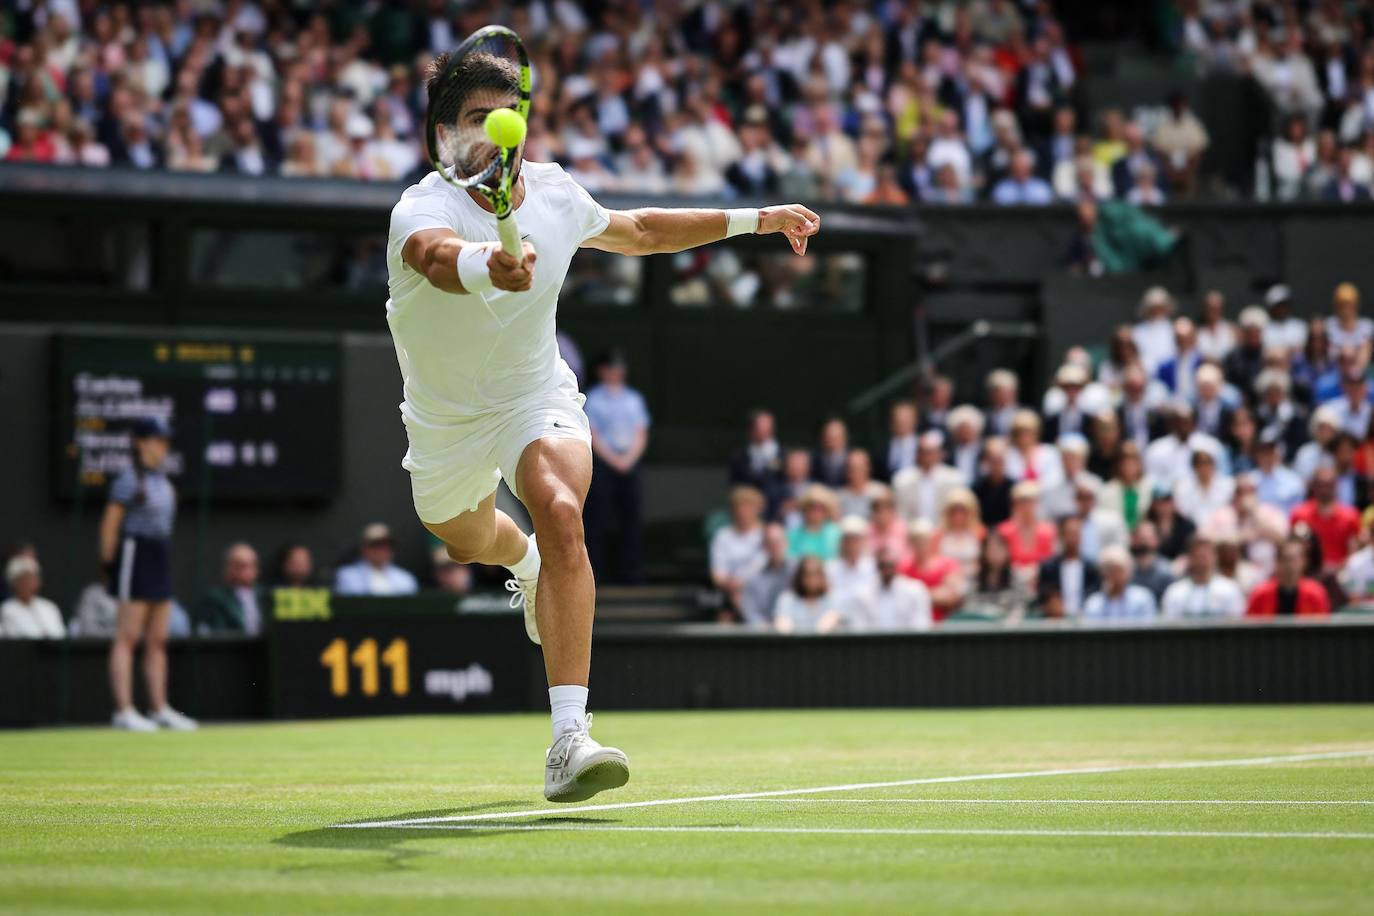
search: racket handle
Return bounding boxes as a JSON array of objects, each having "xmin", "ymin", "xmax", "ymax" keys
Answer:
[{"xmin": 497, "ymin": 213, "xmax": 522, "ymax": 258}]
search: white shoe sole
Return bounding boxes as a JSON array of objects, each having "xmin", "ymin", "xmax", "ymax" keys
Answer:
[
  {"xmin": 545, "ymin": 756, "xmax": 631, "ymax": 803},
  {"xmin": 524, "ymin": 600, "xmax": 541, "ymax": 645}
]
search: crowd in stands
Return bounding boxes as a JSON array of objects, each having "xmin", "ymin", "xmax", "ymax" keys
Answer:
[
  {"xmin": 2, "ymin": 0, "xmax": 1362, "ymax": 205},
  {"xmin": 1180, "ymin": 0, "xmax": 1374, "ymax": 200},
  {"xmin": 714, "ymin": 279, "xmax": 1374, "ymax": 631}
]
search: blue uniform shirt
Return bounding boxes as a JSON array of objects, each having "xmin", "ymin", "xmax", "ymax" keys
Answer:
[
  {"xmin": 109, "ymin": 466, "xmax": 176, "ymax": 539},
  {"xmin": 583, "ymin": 384, "xmax": 650, "ymax": 456}
]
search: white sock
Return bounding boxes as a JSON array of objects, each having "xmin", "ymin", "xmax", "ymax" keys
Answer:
[
  {"xmin": 548, "ymin": 684, "xmax": 588, "ymax": 739},
  {"xmin": 508, "ymin": 533, "xmax": 540, "ymax": 581}
]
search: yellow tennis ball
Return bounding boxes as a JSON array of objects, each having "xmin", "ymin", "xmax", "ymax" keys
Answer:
[{"xmin": 484, "ymin": 108, "xmax": 526, "ymax": 148}]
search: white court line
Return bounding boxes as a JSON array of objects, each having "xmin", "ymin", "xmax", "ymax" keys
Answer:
[
  {"xmin": 336, "ymin": 748, "xmax": 1373, "ymax": 829},
  {"xmin": 396, "ymin": 824, "xmax": 1374, "ymax": 840},
  {"xmin": 733, "ymin": 798, "xmax": 1374, "ymax": 806}
]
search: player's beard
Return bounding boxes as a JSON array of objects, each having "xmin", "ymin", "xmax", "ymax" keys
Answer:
[
  {"xmin": 447, "ymin": 128, "xmax": 524, "ymax": 187},
  {"xmin": 469, "ymin": 144, "xmax": 524, "ymax": 190}
]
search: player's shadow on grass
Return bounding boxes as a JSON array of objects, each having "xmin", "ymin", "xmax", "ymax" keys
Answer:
[
  {"xmin": 274, "ymin": 800, "xmax": 526, "ymax": 871},
  {"xmin": 274, "ymin": 803, "xmax": 664, "ymax": 872}
]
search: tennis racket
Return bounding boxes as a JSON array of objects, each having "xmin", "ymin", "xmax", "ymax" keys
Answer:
[{"xmin": 425, "ymin": 25, "xmax": 531, "ymax": 257}]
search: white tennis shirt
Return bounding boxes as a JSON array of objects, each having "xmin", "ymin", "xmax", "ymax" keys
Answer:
[{"xmin": 385, "ymin": 161, "xmax": 611, "ymax": 422}]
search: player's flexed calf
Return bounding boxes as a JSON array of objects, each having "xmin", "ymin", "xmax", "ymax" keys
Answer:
[{"xmin": 386, "ymin": 26, "xmax": 820, "ymax": 803}]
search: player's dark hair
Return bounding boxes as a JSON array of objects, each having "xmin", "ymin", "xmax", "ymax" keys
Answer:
[{"xmin": 425, "ymin": 50, "xmax": 520, "ymax": 112}]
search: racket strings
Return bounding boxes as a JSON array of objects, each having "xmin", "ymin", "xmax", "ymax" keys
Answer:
[{"xmin": 431, "ymin": 38, "xmax": 524, "ymax": 180}]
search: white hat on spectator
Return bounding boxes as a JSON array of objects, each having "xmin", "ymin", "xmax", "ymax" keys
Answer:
[
  {"xmin": 1073, "ymin": 472, "xmax": 1103, "ymax": 496},
  {"xmin": 1264, "ymin": 284, "xmax": 1291, "ymax": 309},
  {"xmin": 907, "ymin": 518, "xmax": 935, "ymax": 539},
  {"xmin": 990, "ymin": 108, "xmax": 1022, "ymax": 139},
  {"xmin": 1195, "ymin": 363, "xmax": 1223, "ymax": 387},
  {"xmin": 1055, "ymin": 363, "xmax": 1089, "ymax": 388},
  {"xmin": 1098, "ymin": 544, "xmax": 1134, "ymax": 574},
  {"xmin": 742, "ymin": 105, "xmax": 769, "ymax": 126},
  {"xmin": 946, "ymin": 405, "xmax": 985, "ymax": 436},
  {"xmin": 345, "ymin": 113, "xmax": 374, "ymax": 140},
  {"xmin": 361, "ymin": 523, "xmax": 393, "ymax": 544},
  {"xmin": 5, "ymin": 555, "xmax": 39, "ymax": 584},
  {"xmin": 1011, "ymin": 480, "xmax": 1041, "ymax": 501},
  {"xmin": 1238, "ymin": 306, "xmax": 1269, "ymax": 329},
  {"xmin": 1254, "ymin": 368, "xmax": 1291, "ymax": 395},
  {"xmin": 1057, "ymin": 433, "xmax": 1090, "ymax": 456},
  {"xmin": 1309, "ymin": 405, "xmax": 1342, "ymax": 438},
  {"xmin": 985, "ymin": 368, "xmax": 1018, "ymax": 391},
  {"xmin": 1190, "ymin": 439, "xmax": 1223, "ymax": 463},
  {"xmin": 839, "ymin": 515, "xmax": 869, "ymax": 538},
  {"xmin": 1138, "ymin": 286, "xmax": 1175, "ymax": 316}
]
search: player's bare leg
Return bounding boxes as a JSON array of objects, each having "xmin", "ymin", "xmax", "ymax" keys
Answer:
[
  {"xmin": 424, "ymin": 491, "xmax": 542, "ymax": 641},
  {"xmin": 423, "ymin": 491, "xmax": 530, "ymax": 568},
  {"xmin": 515, "ymin": 436, "xmax": 629, "ymax": 801},
  {"xmin": 515, "ymin": 438, "xmax": 594, "ymax": 684}
]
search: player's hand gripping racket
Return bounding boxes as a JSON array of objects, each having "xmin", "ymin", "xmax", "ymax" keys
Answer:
[{"xmin": 425, "ymin": 25, "xmax": 531, "ymax": 257}]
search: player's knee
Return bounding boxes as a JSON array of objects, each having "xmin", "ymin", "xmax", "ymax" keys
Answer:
[
  {"xmin": 445, "ymin": 528, "xmax": 495, "ymax": 565},
  {"xmin": 534, "ymin": 494, "xmax": 585, "ymax": 563}
]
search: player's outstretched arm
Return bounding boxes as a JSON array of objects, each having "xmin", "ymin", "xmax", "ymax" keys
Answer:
[
  {"xmin": 403, "ymin": 228, "xmax": 537, "ymax": 294},
  {"xmin": 584, "ymin": 205, "xmax": 820, "ymax": 258}
]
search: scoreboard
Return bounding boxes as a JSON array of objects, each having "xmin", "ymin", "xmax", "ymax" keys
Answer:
[
  {"xmin": 267, "ymin": 592, "xmax": 533, "ymax": 718},
  {"xmin": 53, "ymin": 332, "xmax": 341, "ymax": 502}
]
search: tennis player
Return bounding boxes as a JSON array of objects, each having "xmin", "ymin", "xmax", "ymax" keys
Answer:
[{"xmin": 387, "ymin": 52, "xmax": 820, "ymax": 802}]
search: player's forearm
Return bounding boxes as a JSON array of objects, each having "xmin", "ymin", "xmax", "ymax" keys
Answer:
[
  {"xmin": 618, "ymin": 207, "xmax": 757, "ymax": 255},
  {"xmin": 405, "ymin": 231, "xmax": 536, "ymax": 295},
  {"xmin": 417, "ymin": 237, "xmax": 472, "ymax": 294}
]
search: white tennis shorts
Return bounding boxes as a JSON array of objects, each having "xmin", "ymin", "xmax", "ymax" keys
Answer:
[{"xmin": 401, "ymin": 362, "xmax": 592, "ymax": 524}]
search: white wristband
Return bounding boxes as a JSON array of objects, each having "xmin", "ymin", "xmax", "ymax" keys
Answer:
[
  {"xmin": 725, "ymin": 208, "xmax": 759, "ymax": 238},
  {"xmin": 456, "ymin": 242, "xmax": 495, "ymax": 294}
]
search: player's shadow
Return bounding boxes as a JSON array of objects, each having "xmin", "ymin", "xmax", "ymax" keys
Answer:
[{"xmin": 274, "ymin": 802, "xmax": 646, "ymax": 872}]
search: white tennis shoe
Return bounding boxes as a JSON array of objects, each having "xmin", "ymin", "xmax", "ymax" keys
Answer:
[
  {"xmin": 111, "ymin": 708, "xmax": 158, "ymax": 732},
  {"xmin": 505, "ymin": 536, "xmax": 541, "ymax": 645},
  {"xmin": 150, "ymin": 706, "xmax": 198, "ymax": 731},
  {"xmin": 544, "ymin": 715, "xmax": 630, "ymax": 803}
]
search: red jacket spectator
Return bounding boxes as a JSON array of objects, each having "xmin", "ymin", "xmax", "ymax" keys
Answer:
[
  {"xmin": 996, "ymin": 480, "xmax": 1057, "ymax": 579},
  {"xmin": 898, "ymin": 553, "xmax": 961, "ymax": 620},
  {"xmin": 4, "ymin": 127, "xmax": 57, "ymax": 163},
  {"xmin": 1245, "ymin": 579, "xmax": 1332, "ymax": 616},
  {"xmin": 1290, "ymin": 467, "xmax": 1360, "ymax": 568},
  {"xmin": 995, "ymin": 519, "xmax": 1056, "ymax": 570}
]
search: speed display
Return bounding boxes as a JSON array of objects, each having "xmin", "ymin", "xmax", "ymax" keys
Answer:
[{"xmin": 53, "ymin": 332, "xmax": 341, "ymax": 502}]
